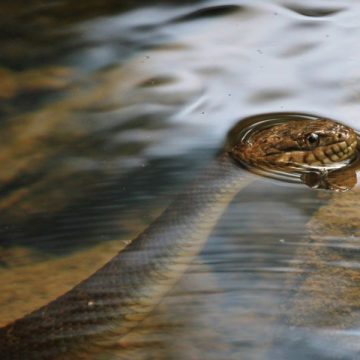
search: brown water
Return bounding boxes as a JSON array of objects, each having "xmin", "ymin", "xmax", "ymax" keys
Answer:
[{"xmin": 1, "ymin": 0, "xmax": 360, "ymax": 359}]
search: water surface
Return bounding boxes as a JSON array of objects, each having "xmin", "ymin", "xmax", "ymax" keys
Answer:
[{"xmin": 1, "ymin": 0, "xmax": 360, "ymax": 359}]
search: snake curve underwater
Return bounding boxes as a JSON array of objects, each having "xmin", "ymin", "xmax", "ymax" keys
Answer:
[{"xmin": 0, "ymin": 112, "xmax": 358, "ymax": 359}]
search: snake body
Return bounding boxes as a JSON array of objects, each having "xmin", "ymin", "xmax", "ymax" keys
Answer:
[{"xmin": 0, "ymin": 114, "xmax": 357, "ymax": 359}]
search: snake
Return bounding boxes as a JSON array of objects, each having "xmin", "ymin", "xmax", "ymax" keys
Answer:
[{"xmin": 0, "ymin": 113, "xmax": 358, "ymax": 359}]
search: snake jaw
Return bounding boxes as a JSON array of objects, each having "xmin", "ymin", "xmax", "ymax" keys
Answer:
[{"xmin": 269, "ymin": 137, "xmax": 358, "ymax": 167}]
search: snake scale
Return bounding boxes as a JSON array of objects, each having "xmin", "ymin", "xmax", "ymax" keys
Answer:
[{"xmin": 0, "ymin": 113, "xmax": 358, "ymax": 359}]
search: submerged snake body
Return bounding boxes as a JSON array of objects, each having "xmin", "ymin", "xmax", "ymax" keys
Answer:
[
  {"xmin": 0, "ymin": 115, "xmax": 357, "ymax": 359},
  {"xmin": 0, "ymin": 154, "xmax": 250, "ymax": 360}
]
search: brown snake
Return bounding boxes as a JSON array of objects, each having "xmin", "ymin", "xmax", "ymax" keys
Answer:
[
  {"xmin": 231, "ymin": 118, "xmax": 357, "ymax": 168},
  {"xmin": 0, "ymin": 113, "xmax": 358, "ymax": 359}
]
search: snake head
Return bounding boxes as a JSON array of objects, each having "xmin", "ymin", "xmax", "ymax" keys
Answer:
[{"xmin": 230, "ymin": 118, "xmax": 358, "ymax": 169}]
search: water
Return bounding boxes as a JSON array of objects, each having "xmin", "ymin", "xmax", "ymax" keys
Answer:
[{"xmin": 1, "ymin": 0, "xmax": 360, "ymax": 358}]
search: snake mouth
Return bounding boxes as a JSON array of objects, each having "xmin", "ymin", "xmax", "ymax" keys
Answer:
[
  {"xmin": 304, "ymin": 138, "xmax": 358, "ymax": 166},
  {"xmin": 267, "ymin": 137, "xmax": 358, "ymax": 167}
]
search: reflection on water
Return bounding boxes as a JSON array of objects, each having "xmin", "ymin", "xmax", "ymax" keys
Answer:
[{"xmin": 1, "ymin": 0, "xmax": 360, "ymax": 358}]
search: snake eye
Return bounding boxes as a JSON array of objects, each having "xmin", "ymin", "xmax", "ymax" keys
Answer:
[{"xmin": 306, "ymin": 133, "xmax": 319, "ymax": 147}]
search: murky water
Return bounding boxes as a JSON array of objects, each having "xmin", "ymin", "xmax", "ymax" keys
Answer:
[{"xmin": 1, "ymin": 0, "xmax": 360, "ymax": 359}]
